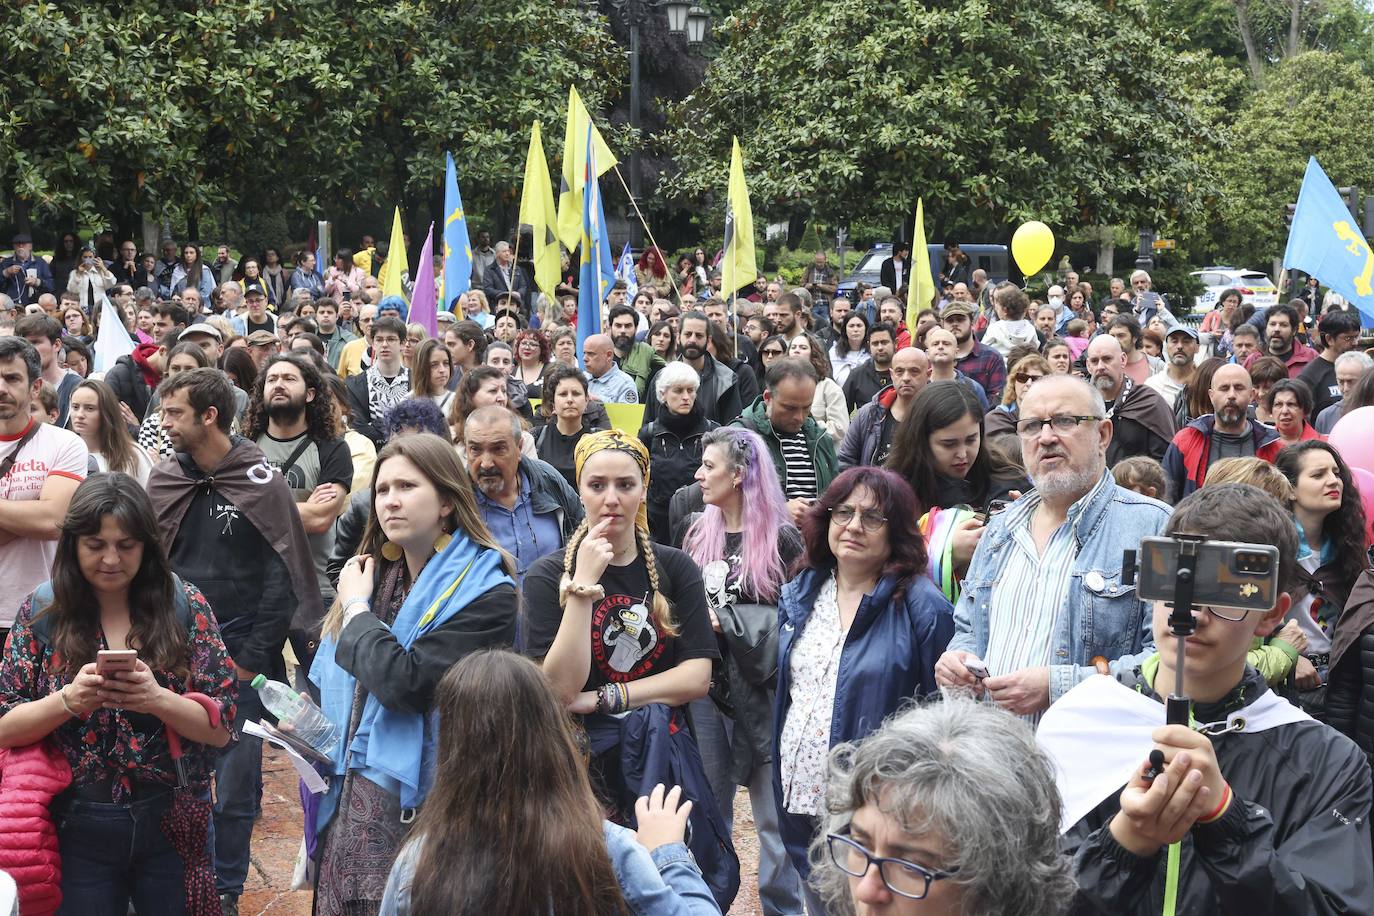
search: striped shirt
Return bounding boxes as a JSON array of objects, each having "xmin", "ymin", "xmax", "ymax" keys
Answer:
[
  {"xmin": 778, "ymin": 431, "xmax": 817, "ymax": 499},
  {"xmin": 983, "ymin": 474, "xmax": 1111, "ymax": 681}
]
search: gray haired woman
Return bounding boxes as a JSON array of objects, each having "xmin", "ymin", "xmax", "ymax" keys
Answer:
[
  {"xmin": 809, "ymin": 697, "xmax": 1074, "ymax": 916},
  {"xmin": 637, "ymin": 361, "xmax": 718, "ymax": 544}
]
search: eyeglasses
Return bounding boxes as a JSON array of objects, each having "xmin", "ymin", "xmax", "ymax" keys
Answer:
[
  {"xmin": 762, "ymin": 348, "xmax": 784, "ymax": 357},
  {"xmin": 1163, "ymin": 602, "xmax": 1254, "ymax": 622},
  {"xmin": 1014, "ymin": 372, "xmax": 1044, "ymax": 385},
  {"xmin": 829, "ymin": 506, "xmax": 888, "ymax": 531},
  {"xmin": 1015, "ymin": 414, "xmax": 1102, "ymax": 440},
  {"xmin": 827, "ymin": 834, "xmax": 958, "ymax": 900}
]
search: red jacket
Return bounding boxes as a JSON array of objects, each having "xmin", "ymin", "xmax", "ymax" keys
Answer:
[
  {"xmin": 0, "ymin": 741, "xmax": 70, "ymax": 915},
  {"xmin": 1243, "ymin": 341, "xmax": 1319, "ymax": 379},
  {"xmin": 1162, "ymin": 415, "xmax": 1284, "ymax": 500}
]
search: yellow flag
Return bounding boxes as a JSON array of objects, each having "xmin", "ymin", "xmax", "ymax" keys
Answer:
[
  {"xmin": 379, "ymin": 206, "xmax": 409, "ymax": 303},
  {"xmin": 520, "ymin": 121, "xmax": 561, "ymax": 301},
  {"xmin": 556, "ymin": 86, "xmax": 618, "ymax": 249},
  {"xmin": 906, "ymin": 198, "xmax": 936, "ymax": 328},
  {"xmin": 722, "ymin": 137, "xmax": 756, "ymax": 301}
]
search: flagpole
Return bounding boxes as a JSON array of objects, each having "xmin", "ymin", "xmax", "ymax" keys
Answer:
[{"xmin": 611, "ymin": 163, "xmax": 682, "ymax": 304}]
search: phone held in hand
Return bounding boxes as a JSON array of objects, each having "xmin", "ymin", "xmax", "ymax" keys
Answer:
[
  {"xmin": 964, "ymin": 657, "xmax": 990, "ymax": 680},
  {"xmin": 96, "ymin": 649, "xmax": 138, "ymax": 675}
]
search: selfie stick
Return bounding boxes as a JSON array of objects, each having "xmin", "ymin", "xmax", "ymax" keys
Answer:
[{"xmin": 1163, "ymin": 536, "xmax": 1203, "ymax": 727}]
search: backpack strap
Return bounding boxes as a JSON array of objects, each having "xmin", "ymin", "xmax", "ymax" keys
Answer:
[{"xmin": 28, "ymin": 576, "xmax": 193, "ymax": 649}]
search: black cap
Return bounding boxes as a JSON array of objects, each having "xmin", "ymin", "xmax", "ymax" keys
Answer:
[
  {"xmin": 243, "ymin": 280, "xmax": 267, "ymax": 297},
  {"xmin": 11, "ymin": 233, "xmax": 31, "ymax": 245}
]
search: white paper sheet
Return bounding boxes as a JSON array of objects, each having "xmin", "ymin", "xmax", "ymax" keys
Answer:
[{"xmin": 243, "ymin": 719, "xmax": 328, "ymax": 794}]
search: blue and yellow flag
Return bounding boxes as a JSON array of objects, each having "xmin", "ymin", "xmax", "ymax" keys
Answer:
[
  {"xmin": 1285, "ymin": 156, "xmax": 1374, "ymax": 326},
  {"xmin": 441, "ymin": 153, "xmax": 473, "ymax": 310},
  {"xmin": 577, "ymin": 124, "xmax": 615, "ymax": 363}
]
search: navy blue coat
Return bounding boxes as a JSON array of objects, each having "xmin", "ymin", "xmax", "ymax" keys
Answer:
[{"xmin": 772, "ymin": 567, "xmax": 954, "ymax": 876}]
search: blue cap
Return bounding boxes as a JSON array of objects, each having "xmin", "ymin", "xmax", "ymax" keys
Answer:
[
  {"xmin": 378, "ymin": 295, "xmax": 408, "ymax": 321},
  {"xmin": 1165, "ymin": 325, "xmax": 1199, "ymax": 341}
]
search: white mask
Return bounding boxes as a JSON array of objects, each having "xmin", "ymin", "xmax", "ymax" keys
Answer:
[{"xmin": 1049, "ymin": 296, "xmax": 1063, "ymax": 308}]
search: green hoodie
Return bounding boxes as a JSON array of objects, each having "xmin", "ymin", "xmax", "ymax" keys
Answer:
[
  {"xmin": 732, "ymin": 396, "xmax": 838, "ymax": 495},
  {"xmin": 619, "ymin": 341, "xmax": 665, "ymax": 401}
]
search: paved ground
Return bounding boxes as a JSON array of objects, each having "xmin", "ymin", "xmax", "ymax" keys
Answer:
[{"xmin": 239, "ymin": 745, "xmax": 765, "ymax": 915}]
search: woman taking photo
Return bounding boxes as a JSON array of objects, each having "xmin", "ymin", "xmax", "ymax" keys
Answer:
[
  {"xmin": 170, "ymin": 243, "xmax": 214, "ymax": 300},
  {"xmin": 67, "ymin": 245, "xmax": 116, "ymax": 317},
  {"xmin": 536, "ymin": 365, "xmax": 603, "ymax": 489},
  {"xmin": 324, "ymin": 249, "xmax": 366, "ymax": 306},
  {"xmin": 787, "ymin": 332, "xmax": 849, "ymax": 443},
  {"xmin": 380, "ymin": 650, "xmax": 719, "ymax": 915},
  {"xmin": 1201, "ymin": 287, "xmax": 1242, "ymax": 357},
  {"xmin": 521, "ymin": 430, "xmax": 718, "ymax": 815},
  {"xmin": 311, "ymin": 433, "xmax": 518, "ymax": 916},
  {"xmin": 682, "ymin": 428, "xmax": 806, "ymax": 916},
  {"xmin": 69, "ymin": 379, "xmax": 154, "ymax": 485},
  {"xmin": 1266, "ymin": 379, "xmax": 1324, "ymax": 447},
  {"xmin": 773, "ymin": 467, "xmax": 955, "ymax": 898},
  {"xmin": 0, "ymin": 474, "xmax": 236, "ymax": 914},
  {"xmin": 513, "ymin": 328, "xmax": 550, "ymax": 390},
  {"xmin": 984, "ymin": 353, "xmax": 1050, "ymax": 437},
  {"xmin": 410, "ymin": 338, "xmax": 455, "ymax": 416},
  {"xmin": 638, "ymin": 363, "xmax": 719, "ymax": 545},
  {"xmin": 829, "ymin": 312, "xmax": 871, "ymax": 386},
  {"xmin": 1275, "ymin": 441, "xmax": 1370, "ymax": 718}
]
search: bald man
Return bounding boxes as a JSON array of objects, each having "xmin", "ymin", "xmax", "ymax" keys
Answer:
[
  {"xmin": 1163, "ymin": 363, "xmax": 1283, "ymax": 498},
  {"xmin": 583, "ymin": 333, "xmax": 638, "ymax": 403},
  {"xmin": 838, "ymin": 346, "xmax": 931, "ymax": 469},
  {"xmin": 1083, "ymin": 335, "xmax": 1175, "ymax": 466},
  {"xmin": 924, "ymin": 327, "xmax": 989, "ymax": 411}
]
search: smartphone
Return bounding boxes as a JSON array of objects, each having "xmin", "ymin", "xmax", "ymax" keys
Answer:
[
  {"xmin": 964, "ymin": 658, "xmax": 990, "ymax": 680},
  {"xmin": 1136, "ymin": 537, "xmax": 1279, "ymax": 613},
  {"xmin": 96, "ymin": 649, "xmax": 138, "ymax": 675}
]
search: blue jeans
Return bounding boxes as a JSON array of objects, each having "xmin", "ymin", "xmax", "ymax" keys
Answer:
[
  {"xmin": 54, "ymin": 791, "xmax": 186, "ymax": 916},
  {"xmin": 213, "ymin": 678, "xmax": 263, "ymax": 896}
]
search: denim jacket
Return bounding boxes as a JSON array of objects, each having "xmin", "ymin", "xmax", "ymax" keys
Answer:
[
  {"xmin": 948, "ymin": 472, "xmax": 1170, "ymax": 703},
  {"xmin": 379, "ymin": 821, "xmax": 721, "ymax": 915}
]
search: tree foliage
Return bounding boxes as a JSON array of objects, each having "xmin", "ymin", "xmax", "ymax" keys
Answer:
[
  {"xmin": 1207, "ymin": 50, "xmax": 1374, "ymax": 268},
  {"xmin": 663, "ymin": 0, "xmax": 1224, "ymax": 244},
  {"xmin": 0, "ymin": 0, "xmax": 623, "ymax": 239}
]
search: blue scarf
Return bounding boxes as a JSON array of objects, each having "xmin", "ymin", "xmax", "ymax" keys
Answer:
[{"xmin": 310, "ymin": 532, "xmax": 512, "ymax": 822}]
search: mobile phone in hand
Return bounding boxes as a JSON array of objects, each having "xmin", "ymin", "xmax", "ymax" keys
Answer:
[
  {"xmin": 96, "ymin": 649, "xmax": 138, "ymax": 676},
  {"xmin": 964, "ymin": 658, "xmax": 990, "ymax": 680}
]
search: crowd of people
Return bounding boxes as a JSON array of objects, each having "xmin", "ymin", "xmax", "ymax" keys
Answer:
[{"xmin": 0, "ymin": 227, "xmax": 1371, "ymax": 916}]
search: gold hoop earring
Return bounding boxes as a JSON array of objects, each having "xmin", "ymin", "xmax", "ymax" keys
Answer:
[
  {"xmin": 380, "ymin": 541, "xmax": 403, "ymax": 562},
  {"xmin": 433, "ymin": 532, "xmax": 452, "ymax": 554}
]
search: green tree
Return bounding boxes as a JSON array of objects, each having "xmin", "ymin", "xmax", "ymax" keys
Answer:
[
  {"xmin": 0, "ymin": 0, "xmax": 622, "ymax": 244},
  {"xmin": 1207, "ymin": 50, "xmax": 1374, "ymax": 268},
  {"xmin": 663, "ymin": 0, "xmax": 1224, "ymax": 245}
]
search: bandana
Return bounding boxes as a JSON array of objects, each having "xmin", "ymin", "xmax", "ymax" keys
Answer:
[{"xmin": 573, "ymin": 428, "xmax": 651, "ymax": 532}]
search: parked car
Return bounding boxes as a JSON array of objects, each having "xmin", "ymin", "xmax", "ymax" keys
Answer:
[
  {"xmin": 836, "ymin": 243, "xmax": 1010, "ymax": 299},
  {"xmin": 1190, "ymin": 267, "xmax": 1279, "ymax": 314}
]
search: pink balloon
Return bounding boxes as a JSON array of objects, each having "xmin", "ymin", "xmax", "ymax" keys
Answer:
[
  {"xmin": 1351, "ymin": 467, "xmax": 1374, "ymax": 547},
  {"xmin": 1330, "ymin": 406, "xmax": 1374, "ymax": 476}
]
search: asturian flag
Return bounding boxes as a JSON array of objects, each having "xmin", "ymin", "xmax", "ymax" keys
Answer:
[{"xmin": 616, "ymin": 242, "xmax": 638, "ymax": 299}]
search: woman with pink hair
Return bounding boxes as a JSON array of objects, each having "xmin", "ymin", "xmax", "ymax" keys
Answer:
[{"xmin": 682, "ymin": 426, "xmax": 806, "ymax": 915}]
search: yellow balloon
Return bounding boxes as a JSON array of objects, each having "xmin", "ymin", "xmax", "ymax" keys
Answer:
[{"xmin": 1011, "ymin": 221, "xmax": 1055, "ymax": 278}]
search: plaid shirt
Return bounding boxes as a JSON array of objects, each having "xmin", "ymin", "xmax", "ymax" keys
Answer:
[{"xmin": 956, "ymin": 341, "xmax": 1007, "ymax": 402}]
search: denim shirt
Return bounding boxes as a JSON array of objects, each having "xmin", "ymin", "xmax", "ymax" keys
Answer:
[
  {"xmin": 948, "ymin": 472, "xmax": 1170, "ymax": 703},
  {"xmin": 379, "ymin": 821, "xmax": 721, "ymax": 915}
]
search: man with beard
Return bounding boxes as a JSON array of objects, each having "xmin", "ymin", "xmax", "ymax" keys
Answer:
[
  {"xmin": 343, "ymin": 315, "xmax": 409, "ymax": 447},
  {"xmin": 245, "ymin": 352, "xmax": 352, "ymax": 606},
  {"xmin": 734, "ymin": 357, "xmax": 836, "ymax": 523},
  {"xmin": 1143, "ymin": 325, "xmax": 1201, "ymax": 410},
  {"xmin": 1243, "ymin": 302, "xmax": 1317, "ymax": 379},
  {"xmin": 1163, "ymin": 363, "xmax": 1283, "ymax": 498},
  {"xmin": 935, "ymin": 375, "xmax": 1169, "ymax": 717},
  {"xmin": 815, "ymin": 296, "xmax": 851, "ymax": 349},
  {"xmin": 464, "ymin": 404, "xmax": 582, "ymax": 581},
  {"xmin": 942, "ymin": 300, "xmax": 1007, "ymax": 401},
  {"xmin": 147, "ymin": 368, "xmax": 321, "ymax": 916},
  {"xmin": 0, "ymin": 337, "xmax": 86, "ymax": 644},
  {"xmin": 643, "ymin": 312, "xmax": 742, "ymax": 426},
  {"xmin": 607, "ymin": 304, "xmax": 664, "ymax": 401},
  {"xmin": 1084, "ymin": 336, "xmax": 1175, "ymax": 466}
]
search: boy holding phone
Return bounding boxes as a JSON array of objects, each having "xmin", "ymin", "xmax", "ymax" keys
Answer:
[{"xmin": 1059, "ymin": 484, "xmax": 1373, "ymax": 912}]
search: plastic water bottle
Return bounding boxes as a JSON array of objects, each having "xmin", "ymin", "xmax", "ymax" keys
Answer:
[{"xmin": 250, "ymin": 674, "xmax": 340, "ymax": 756}]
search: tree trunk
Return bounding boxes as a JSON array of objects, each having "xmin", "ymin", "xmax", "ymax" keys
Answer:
[
  {"xmin": 1286, "ymin": 0, "xmax": 1302, "ymax": 57},
  {"xmin": 1233, "ymin": 0, "xmax": 1265, "ymax": 86}
]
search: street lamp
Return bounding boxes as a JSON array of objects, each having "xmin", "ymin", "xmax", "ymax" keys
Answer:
[{"xmin": 607, "ymin": 0, "xmax": 711, "ymax": 246}]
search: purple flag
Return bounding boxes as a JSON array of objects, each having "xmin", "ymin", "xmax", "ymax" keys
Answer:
[{"xmin": 409, "ymin": 223, "xmax": 438, "ymax": 337}]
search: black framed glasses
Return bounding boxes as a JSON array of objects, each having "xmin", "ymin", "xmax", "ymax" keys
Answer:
[
  {"xmin": 827, "ymin": 833, "xmax": 958, "ymax": 899},
  {"xmin": 1014, "ymin": 372, "xmax": 1045, "ymax": 385},
  {"xmin": 829, "ymin": 506, "xmax": 888, "ymax": 531},
  {"xmin": 1015, "ymin": 414, "xmax": 1102, "ymax": 440},
  {"xmin": 762, "ymin": 347, "xmax": 784, "ymax": 357}
]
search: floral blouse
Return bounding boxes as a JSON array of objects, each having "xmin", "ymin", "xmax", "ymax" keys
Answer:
[
  {"xmin": 778, "ymin": 574, "xmax": 845, "ymax": 817},
  {"xmin": 0, "ymin": 580, "xmax": 238, "ymax": 801}
]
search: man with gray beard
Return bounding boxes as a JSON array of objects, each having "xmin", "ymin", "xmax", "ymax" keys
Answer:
[
  {"xmin": 935, "ymin": 375, "xmax": 1170, "ymax": 717},
  {"xmin": 462, "ymin": 404, "xmax": 582, "ymax": 581}
]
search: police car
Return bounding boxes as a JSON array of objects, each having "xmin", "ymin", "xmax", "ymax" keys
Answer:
[{"xmin": 1190, "ymin": 267, "xmax": 1279, "ymax": 313}]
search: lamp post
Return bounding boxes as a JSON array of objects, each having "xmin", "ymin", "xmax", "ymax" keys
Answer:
[{"xmin": 607, "ymin": 0, "xmax": 710, "ymax": 247}]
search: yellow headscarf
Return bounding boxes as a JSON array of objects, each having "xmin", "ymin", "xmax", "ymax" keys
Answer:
[{"xmin": 573, "ymin": 429, "xmax": 651, "ymax": 532}]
